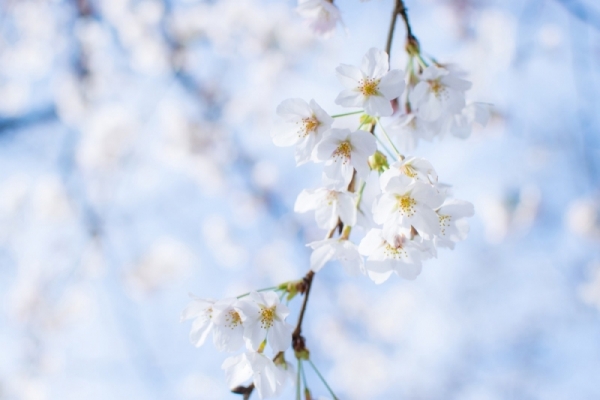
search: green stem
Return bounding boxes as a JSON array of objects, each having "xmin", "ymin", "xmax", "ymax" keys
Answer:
[
  {"xmin": 296, "ymin": 359, "xmax": 302, "ymax": 400},
  {"xmin": 330, "ymin": 110, "xmax": 364, "ymax": 118},
  {"xmin": 307, "ymin": 359, "xmax": 339, "ymax": 400},
  {"xmin": 377, "ymin": 117, "xmax": 404, "ymax": 159},
  {"xmin": 374, "ymin": 133, "xmax": 397, "ymax": 160},
  {"xmin": 236, "ymin": 286, "xmax": 281, "ymax": 299}
]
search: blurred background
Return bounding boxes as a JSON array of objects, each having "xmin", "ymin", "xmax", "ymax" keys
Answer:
[{"xmin": 1, "ymin": 0, "xmax": 600, "ymax": 399}]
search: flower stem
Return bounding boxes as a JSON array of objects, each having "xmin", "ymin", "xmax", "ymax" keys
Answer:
[
  {"xmin": 377, "ymin": 117, "xmax": 404, "ymax": 160},
  {"xmin": 330, "ymin": 110, "xmax": 364, "ymax": 118},
  {"xmin": 296, "ymin": 359, "xmax": 302, "ymax": 400},
  {"xmin": 307, "ymin": 359, "xmax": 339, "ymax": 400},
  {"xmin": 236, "ymin": 286, "xmax": 281, "ymax": 299}
]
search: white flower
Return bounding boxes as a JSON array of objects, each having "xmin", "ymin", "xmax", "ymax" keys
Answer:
[
  {"xmin": 314, "ymin": 128, "xmax": 377, "ymax": 189},
  {"xmin": 211, "ymin": 298, "xmax": 245, "ymax": 352},
  {"xmin": 445, "ymin": 102, "xmax": 491, "ymax": 139},
  {"xmin": 386, "ymin": 113, "xmax": 439, "ymax": 151},
  {"xmin": 222, "ymin": 351, "xmax": 288, "ymax": 399},
  {"xmin": 180, "ymin": 296, "xmax": 216, "ymax": 347},
  {"xmin": 379, "ymin": 157, "xmax": 438, "ymax": 190},
  {"xmin": 373, "ymin": 178, "xmax": 444, "ymax": 238},
  {"xmin": 236, "ymin": 291, "xmax": 292, "ymax": 353},
  {"xmin": 296, "ymin": 0, "xmax": 342, "ymax": 38},
  {"xmin": 274, "ymin": 98, "xmax": 333, "ymax": 165},
  {"xmin": 294, "ymin": 187, "xmax": 357, "ymax": 229},
  {"xmin": 308, "ymin": 238, "xmax": 364, "ymax": 275},
  {"xmin": 358, "ymin": 228, "xmax": 423, "ymax": 283},
  {"xmin": 335, "ymin": 48, "xmax": 405, "ymax": 117},
  {"xmin": 409, "ymin": 65, "xmax": 472, "ymax": 121},
  {"xmin": 434, "ymin": 199, "xmax": 475, "ymax": 249}
]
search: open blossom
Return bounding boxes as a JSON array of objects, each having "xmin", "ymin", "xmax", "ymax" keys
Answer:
[
  {"xmin": 180, "ymin": 296, "xmax": 216, "ymax": 347},
  {"xmin": 379, "ymin": 157, "xmax": 438, "ymax": 189},
  {"xmin": 296, "ymin": 0, "xmax": 342, "ymax": 38},
  {"xmin": 236, "ymin": 291, "xmax": 292, "ymax": 353},
  {"xmin": 409, "ymin": 65, "xmax": 472, "ymax": 122},
  {"xmin": 358, "ymin": 228, "xmax": 423, "ymax": 283},
  {"xmin": 274, "ymin": 98, "xmax": 334, "ymax": 165},
  {"xmin": 294, "ymin": 187, "xmax": 357, "ymax": 229},
  {"xmin": 211, "ymin": 298, "xmax": 245, "ymax": 352},
  {"xmin": 314, "ymin": 128, "xmax": 376, "ymax": 189},
  {"xmin": 308, "ymin": 238, "xmax": 364, "ymax": 275},
  {"xmin": 434, "ymin": 199, "xmax": 475, "ymax": 249},
  {"xmin": 335, "ymin": 48, "xmax": 405, "ymax": 116},
  {"xmin": 222, "ymin": 351, "xmax": 290, "ymax": 399},
  {"xmin": 373, "ymin": 178, "xmax": 444, "ymax": 238}
]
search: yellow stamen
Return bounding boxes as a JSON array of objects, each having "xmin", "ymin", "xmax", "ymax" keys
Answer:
[
  {"xmin": 259, "ymin": 306, "xmax": 275, "ymax": 329},
  {"xmin": 333, "ymin": 141, "xmax": 352, "ymax": 162},
  {"xmin": 439, "ymin": 215, "xmax": 451, "ymax": 235},
  {"xmin": 397, "ymin": 195, "xmax": 417, "ymax": 217},
  {"xmin": 358, "ymin": 78, "xmax": 380, "ymax": 97}
]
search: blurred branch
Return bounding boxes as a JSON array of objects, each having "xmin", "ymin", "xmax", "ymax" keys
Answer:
[
  {"xmin": 555, "ymin": 0, "xmax": 600, "ymax": 31},
  {"xmin": 0, "ymin": 107, "xmax": 57, "ymax": 133}
]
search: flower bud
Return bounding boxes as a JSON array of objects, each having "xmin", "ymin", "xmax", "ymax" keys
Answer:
[{"xmin": 368, "ymin": 150, "xmax": 389, "ymax": 173}]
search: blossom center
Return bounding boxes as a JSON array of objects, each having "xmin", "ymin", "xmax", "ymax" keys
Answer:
[
  {"xmin": 439, "ymin": 214, "xmax": 451, "ymax": 235},
  {"xmin": 401, "ymin": 164, "xmax": 417, "ymax": 178},
  {"xmin": 224, "ymin": 310, "xmax": 242, "ymax": 329},
  {"xmin": 259, "ymin": 306, "xmax": 276, "ymax": 329},
  {"xmin": 333, "ymin": 141, "xmax": 352, "ymax": 162},
  {"xmin": 326, "ymin": 190, "xmax": 338, "ymax": 205},
  {"xmin": 429, "ymin": 79, "xmax": 448, "ymax": 99},
  {"xmin": 397, "ymin": 195, "xmax": 416, "ymax": 216},
  {"xmin": 383, "ymin": 241, "xmax": 407, "ymax": 260},
  {"xmin": 358, "ymin": 78, "xmax": 380, "ymax": 97},
  {"xmin": 299, "ymin": 116, "xmax": 320, "ymax": 138}
]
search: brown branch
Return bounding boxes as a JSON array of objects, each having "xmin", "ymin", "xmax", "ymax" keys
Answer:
[{"xmin": 386, "ymin": 0, "xmax": 419, "ymax": 57}]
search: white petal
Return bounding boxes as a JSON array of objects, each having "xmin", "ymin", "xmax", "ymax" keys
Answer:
[
  {"xmin": 294, "ymin": 189, "xmax": 320, "ymax": 213},
  {"xmin": 361, "ymin": 48, "xmax": 389, "ymax": 79},
  {"xmin": 337, "ymin": 192, "xmax": 357, "ymax": 226},
  {"xmin": 335, "ymin": 90, "xmax": 364, "ymax": 108},
  {"xmin": 364, "ymin": 95, "xmax": 393, "ymax": 117},
  {"xmin": 378, "ymin": 69, "xmax": 405, "ymax": 100},
  {"xmin": 222, "ymin": 354, "xmax": 253, "ymax": 389},
  {"xmin": 335, "ymin": 64, "xmax": 363, "ymax": 88},
  {"xmin": 276, "ymin": 98, "xmax": 312, "ymax": 120},
  {"xmin": 309, "ymin": 241, "xmax": 337, "ymax": 271},
  {"xmin": 268, "ymin": 321, "xmax": 293, "ymax": 353},
  {"xmin": 190, "ymin": 317, "xmax": 212, "ymax": 347}
]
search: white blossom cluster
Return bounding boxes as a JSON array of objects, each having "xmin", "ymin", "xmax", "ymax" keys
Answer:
[
  {"xmin": 275, "ymin": 47, "xmax": 487, "ymax": 284},
  {"xmin": 181, "ymin": 291, "xmax": 295, "ymax": 398}
]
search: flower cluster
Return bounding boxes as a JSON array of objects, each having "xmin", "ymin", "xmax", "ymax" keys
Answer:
[
  {"xmin": 184, "ymin": 3, "xmax": 490, "ymax": 399},
  {"xmin": 181, "ymin": 291, "xmax": 294, "ymax": 398},
  {"xmin": 276, "ymin": 47, "xmax": 484, "ymax": 284}
]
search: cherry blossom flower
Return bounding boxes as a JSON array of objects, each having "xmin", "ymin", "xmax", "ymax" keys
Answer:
[
  {"xmin": 236, "ymin": 291, "xmax": 292, "ymax": 353},
  {"xmin": 308, "ymin": 238, "xmax": 364, "ymax": 275},
  {"xmin": 379, "ymin": 157, "xmax": 438, "ymax": 190},
  {"xmin": 409, "ymin": 65, "xmax": 472, "ymax": 121},
  {"xmin": 434, "ymin": 199, "xmax": 474, "ymax": 249},
  {"xmin": 373, "ymin": 178, "xmax": 444, "ymax": 238},
  {"xmin": 296, "ymin": 0, "xmax": 342, "ymax": 38},
  {"xmin": 274, "ymin": 98, "xmax": 334, "ymax": 165},
  {"xmin": 294, "ymin": 187, "xmax": 358, "ymax": 229},
  {"xmin": 335, "ymin": 48, "xmax": 405, "ymax": 117},
  {"xmin": 314, "ymin": 128, "xmax": 377, "ymax": 189},
  {"xmin": 358, "ymin": 228, "xmax": 423, "ymax": 283},
  {"xmin": 180, "ymin": 296, "xmax": 216, "ymax": 348},
  {"xmin": 211, "ymin": 298, "xmax": 245, "ymax": 352},
  {"xmin": 222, "ymin": 351, "xmax": 289, "ymax": 399}
]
